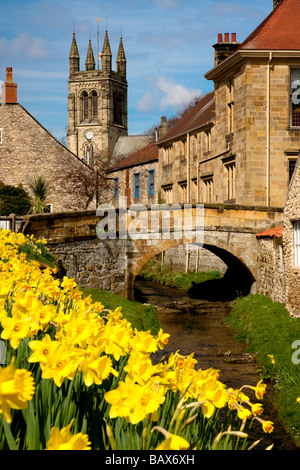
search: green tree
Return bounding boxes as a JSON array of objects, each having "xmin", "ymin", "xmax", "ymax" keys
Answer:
[
  {"xmin": 0, "ymin": 182, "xmax": 31, "ymax": 216},
  {"xmin": 28, "ymin": 176, "xmax": 51, "ymax": 214}
]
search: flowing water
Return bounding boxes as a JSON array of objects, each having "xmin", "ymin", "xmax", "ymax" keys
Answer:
[{"xmin": 135, "ymin": 277, "xmax": 299, "ymax": 451}]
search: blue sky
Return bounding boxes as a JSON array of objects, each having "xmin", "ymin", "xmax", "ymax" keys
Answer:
[{"xmin": 0, "ymin": 0, "xmax": 273, "ymax": 141}]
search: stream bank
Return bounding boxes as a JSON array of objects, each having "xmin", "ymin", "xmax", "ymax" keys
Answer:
[{"xmin": 135, "ymin": 277, "xmax": 298, "ymax": 451}]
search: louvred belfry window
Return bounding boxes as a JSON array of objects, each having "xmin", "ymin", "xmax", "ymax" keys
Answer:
[{"xmin": 82, "ymin": 92, "xmax": 89, "ymax": 121}]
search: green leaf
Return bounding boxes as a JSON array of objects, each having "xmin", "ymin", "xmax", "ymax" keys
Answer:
[{"xmin": 2, "ymin": 418, "xmax": 18, "ymax": 450}]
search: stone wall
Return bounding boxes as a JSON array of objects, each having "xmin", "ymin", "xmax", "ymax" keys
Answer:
[
  {"xmin": 109, "ymin": 160, "xmax": 159, "ymax": 208},
  {"xmin": 257, "ymin": 235, "xmax": 286, "ymax": 305},
  {"xmin": 0, "ymin": 103, "xmax": 96, "ymax": 212},
  {"xmin": 49, "ymin": 238, "xmax": 127, "ymax": 295},
  {"xmin": 283, "ymin": 157, "xmax": 300, "ymax": 316}
]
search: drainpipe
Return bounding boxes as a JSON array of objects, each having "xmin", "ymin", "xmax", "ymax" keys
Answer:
[
  {"xmin": 266, "ymin": 52, "xmax": 273, "ymax": 207},
  {"xmin": 186, "ymin": 132, "xmax": 190, "ymax": 273},
  {"xmin": 187, "ymin": 132, "xmax": 190, "ymax": 203}
]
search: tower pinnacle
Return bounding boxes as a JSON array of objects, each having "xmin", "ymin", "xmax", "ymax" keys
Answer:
[
  {"xmin": 69, "ymin": 32, "xmax": 80, "ymax": 74},
  {"xmin": 101, "ymin": 30, "xmax": 112, "ymax": 74},
  {"xmin": 116, "ymin": 36, "xmax": 126, "ymax": 77},
  {"xmin": 85, "ymin": 39, "xmax": 95, "ymax": 71}
]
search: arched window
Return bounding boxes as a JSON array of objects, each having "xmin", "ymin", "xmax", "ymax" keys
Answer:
[
  {"xmin": 113, "ymin": 91, "xmax": 123, "ymax": 126},
  {"xmin": 92, "ymin": 91, "xmax": 98, "ymax": 120},
  {"xmin": 82, "ymin": 91, "xmax": 88, "ymax": 121},
  {"xmin": 85, "ymin": 144, "xmax": 94, "ymax": 166}
]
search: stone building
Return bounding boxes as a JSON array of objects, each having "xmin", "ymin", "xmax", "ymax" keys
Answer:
[
  {"xmin": 0, "ymin": 68, "xmax": 96, "ymax": 212},
  {"xmin": 258, "ymin": 153, "xmax": 300, "ymax": 318},
  {"xmin": 67, "ymin": 31, "xmax": 128, "ymax": 169},
  {"xmin": 158, "ymin": 0, "xmax": 300, "ymax": 210},
  {"xmin": 106, "ymin": 141, "xmax": 159, "ymax": 208}
]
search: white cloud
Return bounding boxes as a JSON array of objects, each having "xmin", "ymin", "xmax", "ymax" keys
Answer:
[
  {"xmin": 156, "ymin": 76, "xmax": 202, "ymax": 110},
  {"xmin": 137, "ymin": 76, "xmax": 202, "ymax": 115},
  {"xmin": 0, "ymin": 33, "xmax": 50, "ymax": 60},
  {"xmin": 137, "ymin": 92, "xmax": 155, "ymax": 112}
]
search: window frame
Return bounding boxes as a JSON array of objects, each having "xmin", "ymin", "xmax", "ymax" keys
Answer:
[
  {"xmin": 134, "ymin": 173, "xmax": 140, "ymax": 198},
  {"xmin": 223, "ymin": 157, "xmax": 236, "ymax": 202},
  {"xmin": 294, "ymin": 221, "xmax": 300, "ymax": 267},
  {"xmin": 227, "ymin": 78, "xmax": 234, "ymax": 134},
  {"xmin": 0, "ymin": 129, "xmax": 3, "ymax": 144},
  {"xmin": 148, "ymin": 169, "xmax": 155, "ymax": 196},
  {"xmin": 290, "ymin": 68, "xmax": 300, "ymax": 128},
  {"xmin": 114, "ymin": 177, "xmax": 119, "ymax": 198}
]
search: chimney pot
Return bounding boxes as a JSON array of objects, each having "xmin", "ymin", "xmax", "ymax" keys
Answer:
[
  {"xmin": 6, "ymin": 67, "xmax": 13, "ymax": 82},
  {"xmin": 2, "ymin": 67, "xmax": 18, "ymax": 104},
  {"xmin": 231, "ymin": 33, "xmax": 236, "ymax": 43},
  {"xmin": 218, "ymin": 33, "xmax": 223, "ymax": 43},
  {"xmin": 224, "ymin": 33, "xmax": 230, "ymax": 42}
]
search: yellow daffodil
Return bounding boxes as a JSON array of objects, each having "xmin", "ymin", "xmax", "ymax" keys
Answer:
[
  {"xmin": 0, "ymin": 360, "xmax": 35, "ymax": 423},
  {"xmin": 79, "ymin": 354, "xmax": 118, "ymax": 387},
  {"xmin": 268, "ymin": 354, "xmax": 276, "ymax": 365},
  {"xmin": 153, "ymin": 427, "xmax": 190, "ymax": 450},
  {"xmin": 46, "ymin": 419, "xmax": 91, "ymax": 450},
  {"xmin": 262, "ymin": 420, "xmax": 274, "ymax": 434}
]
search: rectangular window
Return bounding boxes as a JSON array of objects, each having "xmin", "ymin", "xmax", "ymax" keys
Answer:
[
  {"xmin": 289, "ymin": 160, "xmax": 297, "ymax": 182},
  {"xmin": 205, "ymin": 130, "xmax": 211, "ymax": 153},
  {"xmin": 225, "ymin": 161, "xmax": 236, "ymax": 201},
  {"xmin": 148, "ymin": 170, "xmax": 155, "ymax": 196},
  {"xmin": 162, "ymin": 185, "xmax": 173, "ymax": 204},
  {"xmin": 134, "ymin": 173, "xmax": 140, "ymax": 198},
  {"xmin": 114, "ymin": 178, "xmax": 119, "ymax": 198},
  {"xmin": 227, "ymin": 79, "xmax": 234, "ymax": 134},
  {"xmin": 202, "ymin": 177, "xmax": 213, "ymax": 203},
  {"xmin": 294, "ymin": 221, "xmax": 300, "ymax": 266},
  {"xmin": 290, "ymin": 69, "xmax": 300, "ymax": 127}
]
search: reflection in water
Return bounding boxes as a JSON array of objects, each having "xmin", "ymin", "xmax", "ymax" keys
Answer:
[{"xmin": 135, "ymin": 277, "xmax": 298, "ymax": 451}]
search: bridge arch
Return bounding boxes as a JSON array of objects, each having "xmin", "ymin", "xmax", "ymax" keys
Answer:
[{"xmin": 126, "ymin": 234, "xmax": 256, "ymax": 301}]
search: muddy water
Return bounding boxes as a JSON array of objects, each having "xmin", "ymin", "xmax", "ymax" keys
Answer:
[{"xmin": 135, "ymin": 278, "xmax": 299, "ymax": 451}]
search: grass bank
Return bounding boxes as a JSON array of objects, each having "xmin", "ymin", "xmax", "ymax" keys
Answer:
[
  {"xmin": 81, "ymin": 287, "xmax": 161, "ymax": 335},
  {"xmin": 225, "ymin": 294, "xmax": 300, "ymax": 445},
  {"xmin": 139, "ymin": 259, "xmax": 221, "ymax": 291}
]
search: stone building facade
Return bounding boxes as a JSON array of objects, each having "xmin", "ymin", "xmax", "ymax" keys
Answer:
[
  {"xmin": 157, "ymin": 0, "xmax": 300, "ymax": 210},
  {"xmin": 106, "ymin": 141, "xmax": 159, "ymax": 208},
  {"xmin": 67, "ymin": 31, "xmax": 128, "ymax": 170},
  {"xmin": 0, "ymin": 68, "xmax": 96, "ymax": 213}
]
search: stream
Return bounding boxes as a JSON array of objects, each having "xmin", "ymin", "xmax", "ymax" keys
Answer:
[{"xmin": 135, "ymin": 277, "xmax": 299, "ymax": 451}]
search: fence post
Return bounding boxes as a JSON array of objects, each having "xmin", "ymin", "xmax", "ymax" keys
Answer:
[{"xmin": 9, "ymin": 213, "xmax": 16, "ymax": 232}]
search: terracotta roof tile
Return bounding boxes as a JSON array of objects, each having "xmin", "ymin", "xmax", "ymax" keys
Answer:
[
  {"xmin": 107, "ymin": 141, "xmax": 158, "ymax": 171},
  {"xmin": 158, "ymin": 92, "xmax": 215, "ymax": 145},
  {"xmin": 256, "ymin": 224, "xmax": 284, "ymax": 238},
  {"xmin": 239, "ymin": 0, "xmax": 300, "ymax": 50}
]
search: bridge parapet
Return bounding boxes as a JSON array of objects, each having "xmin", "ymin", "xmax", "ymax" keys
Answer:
[{"xmin": 20, "ymin": 204, "xmax": 283, "ymax": 300}]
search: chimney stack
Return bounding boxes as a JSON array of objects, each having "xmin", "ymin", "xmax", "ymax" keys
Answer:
[
  {"xmin": 213, "ymin": 33, "xmax": 240, "ymax": 66},
  {"xmin": 273, "ymin": 0, "xmax": 283, "ymax": 9},
  {"xmin": 1, "ymin": 67, "xmax": 18, "ymax": 104},
  {"xmin": 158, "ymin": 116, "xmax": 168, "ymax": 139}
]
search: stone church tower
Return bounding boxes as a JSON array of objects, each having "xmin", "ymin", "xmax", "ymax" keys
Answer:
[{"xmin": 67, "ymin": 31, "xmax": 128, "ymax": 170}]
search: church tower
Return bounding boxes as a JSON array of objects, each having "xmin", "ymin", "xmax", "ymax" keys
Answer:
[{"xmin": 67, "ymin": 31, "xmax": 128, "ymax": 170}]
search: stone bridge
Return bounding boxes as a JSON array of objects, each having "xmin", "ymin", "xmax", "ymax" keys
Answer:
[{"xmin": 21, "ymin": 203, "xmax": 283, "ymax": 300}]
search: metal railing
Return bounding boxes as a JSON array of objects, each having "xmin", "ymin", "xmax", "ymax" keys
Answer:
[{"xmin": 0, "ymin": 214, "xmax": 23, "ymax": 232}]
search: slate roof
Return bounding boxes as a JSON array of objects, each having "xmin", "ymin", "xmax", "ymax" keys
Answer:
[
  {"xmin": 158, "ymin": 91, "xmax": 215, "ymax": 145},
  {"xmin": 107, "ymin": 141, "xmax": 158, "ymax": 172},
  {"xmin": 239, "ymin": 0, "xmax": 300, "ymax": 50}
]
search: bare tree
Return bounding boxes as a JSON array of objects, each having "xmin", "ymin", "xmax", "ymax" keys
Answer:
[{"xmin": 64, "ymin": 155, "xmax": 114, "ymax": 209}]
